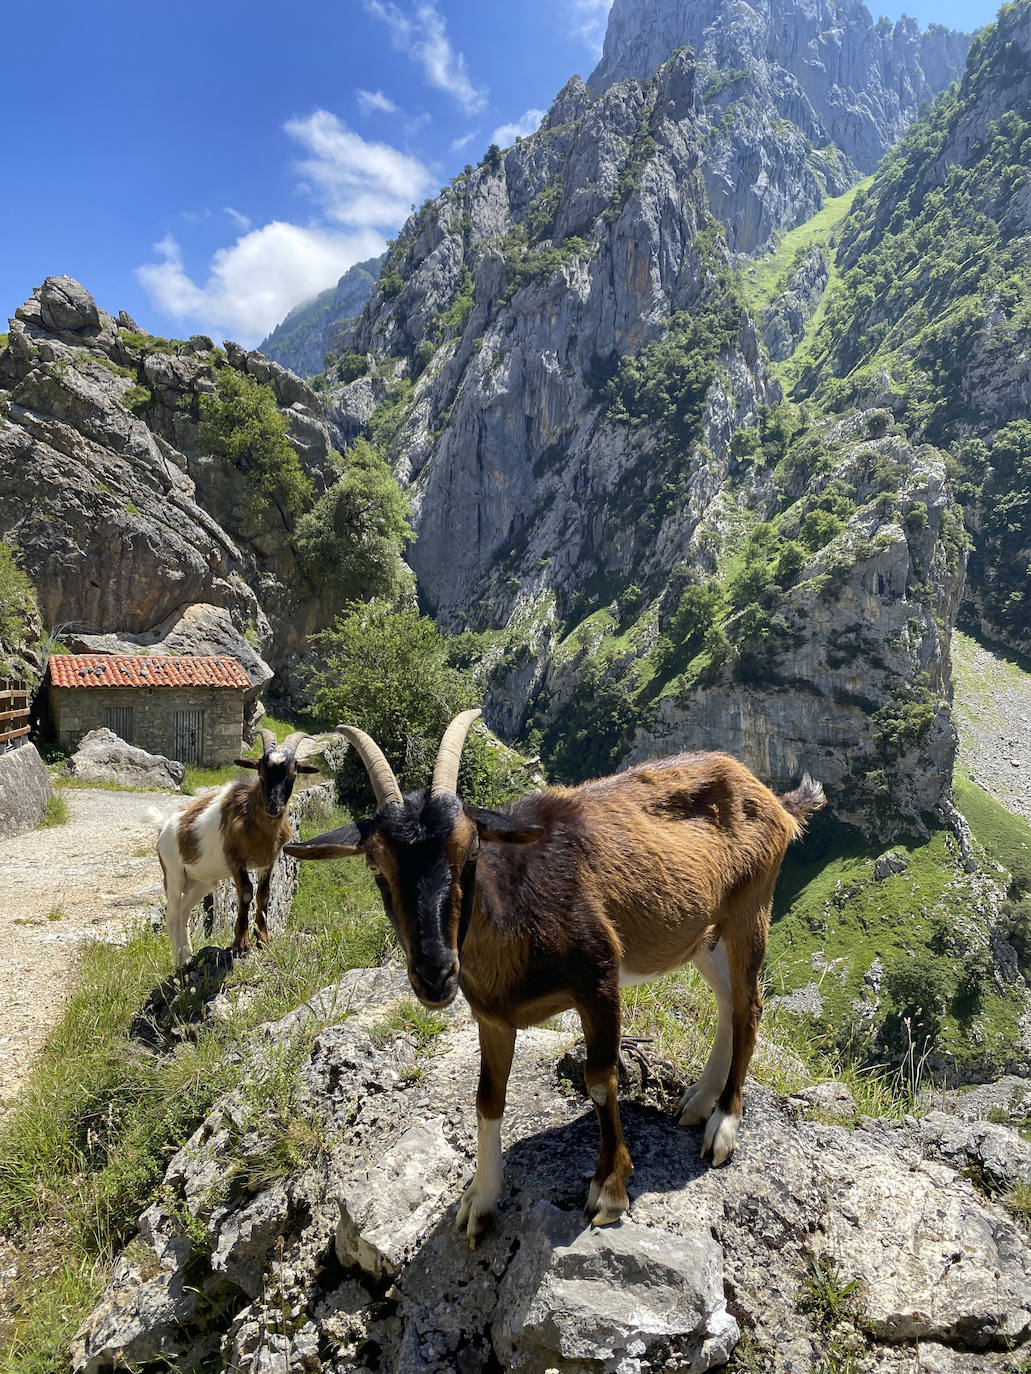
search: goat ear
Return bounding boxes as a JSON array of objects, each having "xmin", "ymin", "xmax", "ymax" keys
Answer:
[
  {"xmin": 464, "ymin": 803, "xmax": 545, "ymax": 845},
  {"xmin": 295, "ymin": 762, "xmax": 321, "ymax": 775},
  {"xmin": 234, "ymin": 757, "xmax": 261, "ymax": 770},
  {"xmin": 283, "ymin": 823, "xmax": 365, "ymax": 860}
]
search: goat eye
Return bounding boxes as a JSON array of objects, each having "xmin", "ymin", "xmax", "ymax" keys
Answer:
[{"xmin": 367, "ymin": 860, "xmax": 382, "ymax": 876}]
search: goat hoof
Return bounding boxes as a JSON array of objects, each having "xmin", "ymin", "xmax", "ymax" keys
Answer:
[
  {"xmin": 700, "ymin": 1109, "xmax": 741, "ymax": 1166},
  {"xmin": 678, "ymin": 1084, "xmax": 718, "ymax": 1127},
  {"xmin": 586, "ymin": 1178, "xmax": 628, "ymax": 1226},
  {"xmin": 457, "ymin": 1188, "xmax": 497, "ymax": 1248}
]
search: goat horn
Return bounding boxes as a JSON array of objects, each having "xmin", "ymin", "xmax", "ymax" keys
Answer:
[
  {"xmin": 430, "ymin": 708, "xmax": 482, "ymax": 797},
  {"xmin": 336, "ymin": 725, "xmax": 404, "ymax": 808},
  {"xmin": 258, "ymin": 727, "xmax": 278, "ymax": 754},
  {"xmin": 281, "ymin": 730, "xmax": 311, "ymax": 757}
]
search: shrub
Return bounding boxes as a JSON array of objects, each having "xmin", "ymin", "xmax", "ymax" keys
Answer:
[
  {"xmin": 307, "ymin": 601, "xmax": 479, "ymax": 799},
  {"xmin": 293, "ymin": 438, "xmax": 412, "ymax": 601},
  {"xmin": 198, "ymin": 367, "xmax": 312, "ymax": 518}
]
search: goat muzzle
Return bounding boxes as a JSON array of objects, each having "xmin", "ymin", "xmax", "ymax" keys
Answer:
[{"xmin": 410, "ymin": 956, "xmax": 460, "ymax": 1009}]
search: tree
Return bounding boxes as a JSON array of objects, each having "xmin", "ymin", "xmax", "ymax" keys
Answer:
[
  {"xmin": 307, "ymin": 601, "xmax": 478, "ymax": 799},
  {"xmin": 293, "ymin": 439, "xmax": 412, "ymax": 602},
  {"xmin": 198, "ymin": 368, "xmax": 312, "ymax": 518}
]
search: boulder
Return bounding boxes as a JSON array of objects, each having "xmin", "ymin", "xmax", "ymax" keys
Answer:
[
  {"xmin": 0, "ymin": 742, "xmax": 53, "ymax": 836},
  {"xmin": 39, "ymin": 275, "xmax": 101, "ymax": 333},
  {"xmin": 66, "ymin": 728, "xmax": 185, "ymax": 789}
]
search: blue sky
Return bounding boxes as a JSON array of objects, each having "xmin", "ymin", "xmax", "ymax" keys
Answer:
[{"xmin": 0, "ymin": 0, "xmax": 1003, "ymax": 348}]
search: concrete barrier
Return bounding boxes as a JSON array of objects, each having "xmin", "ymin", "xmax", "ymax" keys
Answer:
[{"xmin": 0, "ymin": 743, "xmax": 53, "ymax": 837}]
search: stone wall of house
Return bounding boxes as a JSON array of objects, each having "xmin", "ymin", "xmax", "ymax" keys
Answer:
[{"xmin": 51, "ymin": 687, "xmax": 244, "ymax": 765}]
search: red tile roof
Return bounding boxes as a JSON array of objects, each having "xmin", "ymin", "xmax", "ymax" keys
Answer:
[{"xmin": 49, "ymin": 654, "xmax": 251, "ymax": 690}]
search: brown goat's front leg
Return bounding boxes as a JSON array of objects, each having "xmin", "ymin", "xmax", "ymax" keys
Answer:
[
  {"xmin": 232, "ymin": 866, "xmax": 254, "ymax": 953},
  {"xmin": 253, "ymin": 867, "xmax": 273, "ymax": 947},
  {"xmin": 457, "ymin": 1019, "xmax": 515, "ymax": 1249},
  {"xmin": 581, "ymin": 985, "xmax": 633, "ymax": 1227}
]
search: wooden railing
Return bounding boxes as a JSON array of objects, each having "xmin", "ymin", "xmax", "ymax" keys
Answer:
[{"xmin": 0, "ymin": 679, "xmax": 30, "ymax": 748}]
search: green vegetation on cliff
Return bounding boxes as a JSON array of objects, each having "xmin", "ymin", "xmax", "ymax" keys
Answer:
[
  {"xmin": 294, "ymin": 438, "xmax": 413, "ymax": 602},
  {"xmin": 198, "ymin": 368, "xmax": 313, "ymax": 518},
  {"xmin": 0, "ymin": 540, "xmax": 37, "ymax": 669}
]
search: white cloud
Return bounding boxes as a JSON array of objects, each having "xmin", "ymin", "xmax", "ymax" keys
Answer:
[
  {"xmin": 567, "ymin": 0, "xmax": 613, "ymax": 53},
  {"xmin": 451, "ymin": 130, "xmax": 479, "ymax": 153},
  {"xmin": 365, "ymin": 0, "xmax": 487, "ymax": 114},
  {"xmin": 137, "ymin": 111, "xmax": 433, "ymax": 345},
  {"xmin": 135, "ymin": 222, "xmax": 386, "ymax": 346},
  {"xmin": 491, "ymin": 108, "xmax": 545, "ymax": 148},
  {"xmin": 358, "ymin": 88, "xmax": 399, "ymax": 115},
  {"xmin": 224, "ymin": 206, "xmax": 252, "ymax": 232},
  {"xmin": 285, "ymin": 109, "xmax": 434, "ymax": 226}
]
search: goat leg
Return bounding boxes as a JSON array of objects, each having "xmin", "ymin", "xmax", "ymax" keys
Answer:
[
  {"xmin": 581, "ymin": 984, "xmax": 633, "ymax": 1227},
  {"xmin": 700, "ymin": 902, "xmax": 769, "ymax": 1165},
  {"xmin": 253, "ymin": 868, "xmax": 273, "ymax": 948},
  {"xmin": 457, "ymin": 1020, "xmax": 515, "ymax": 1249},
  {"xmin": 679, "ymin": 938, "xmax": 734, "ymax": 1128},
  {"xmin": 202, "ymin": 893, "xmax": 216, "ymax": 938},
  {"xmin": 232, "ymin": 867, "xmax": 254, "ymax": 953}
]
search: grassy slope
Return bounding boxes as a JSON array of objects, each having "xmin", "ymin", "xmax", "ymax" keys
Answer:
[
  {"xmin": 736, "ymin": 179, "xmax": 873, "ymax": 319},
  {"xmin": 768, "ymin": 633, "xmax": 1031, "ymax": 1078}
]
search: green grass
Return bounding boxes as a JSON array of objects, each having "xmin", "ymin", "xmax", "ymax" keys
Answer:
[
  {"xmin": 735, "ymin": 179, "xmax": 873, "ymax": 321},
  {"xmin": 0, "ymin": 802, "xmax": 391, "ymax": 1372},
  {"xmin": 620, "ymin": 957, "xmax": 910, "ymax": 1119},
  {"xmin": 37, "ymin": 792, "xmax": 69, "ymax": 828},
  {"xmin": 767, "ymin": 802, "xmax": 1028, "ymax": 1082},
  {"xmin": 371, "ymin": 1001, "xmax": 449, "ymax": 1050},
  {"xmin": 955, "ymin": 773, "xmax": 1031, "ymax": 883}
]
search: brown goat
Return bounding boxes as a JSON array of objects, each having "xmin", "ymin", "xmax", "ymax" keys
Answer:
[{"xmin": 285, "ymin": 711, "xmax": 824, "ymax": 1243}]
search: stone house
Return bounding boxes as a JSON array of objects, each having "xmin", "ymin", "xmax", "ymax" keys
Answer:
[{"xmin": 48, "ymin": 655, "xmax": 253, "ymax": 765}]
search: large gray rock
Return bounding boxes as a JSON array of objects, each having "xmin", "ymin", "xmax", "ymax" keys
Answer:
[
  {"xmin": 0, "ymin": 742, "xmax": 52, "ymax": 836},
  {"xmin": 67, "ymin": 727, "xmax": 185, "ymax": 789},
  {"xmin": 493, "ymin": 1202, "xmax": 738, "ymax": 1372},
  {"xmin": 38, "ymin": 275, "xmax": 101, "ymax": 334},
  {"xmin": 70, "ymin": 970, "xmax": 1031, "ymax": 1374}
]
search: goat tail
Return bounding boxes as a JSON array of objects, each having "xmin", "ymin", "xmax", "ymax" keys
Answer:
[
  {"xmin": 778, "ymin": 774, "xmax": 826, "ymax": 830},
  {"xmin": 144, "ymin": 803, "xmax": 187, "ymax": 832}
]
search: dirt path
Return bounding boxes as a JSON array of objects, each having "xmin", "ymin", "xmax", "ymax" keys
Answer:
[{"xmin": 0, "ymin": 786, "xmax": 177, "ymax": 1109}]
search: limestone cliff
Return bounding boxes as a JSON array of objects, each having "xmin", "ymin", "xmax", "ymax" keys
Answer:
[
  {"xmin": 792, "ymin": 0, "xmax": 1031, "ymax": 658},
  {"xmin": 591, "ymin": 0, "xmax": 970, "ymax": 172},
  {"xmin": 321, "ymin": 47, "xmax": 964, "ymax": 839},
  {"xmin": 0, "ymin": 277, "xmax": 363, "ymax": 687}
]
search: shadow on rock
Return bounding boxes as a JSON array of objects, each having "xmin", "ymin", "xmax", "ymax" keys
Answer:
[{"xmin": 129, "ymin": 945, "xmax": 239, "ymax": 1050}]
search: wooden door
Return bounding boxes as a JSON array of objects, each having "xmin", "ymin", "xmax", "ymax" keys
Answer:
[{"xmin": 173, "ymin": 708, "xmax": 204, "ymax": 765}]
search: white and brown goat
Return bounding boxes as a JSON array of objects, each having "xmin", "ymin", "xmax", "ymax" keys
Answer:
[
  {"xmin": 285, "ymin": 710, "xmax": 824, "ymax": 1243},
  {"xmin": 156, "ymin": 728, "xmax": 318, "ymax": 966}
]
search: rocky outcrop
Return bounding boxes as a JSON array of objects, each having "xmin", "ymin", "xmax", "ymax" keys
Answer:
[
  {"xmin": 762, "ymin": 246, "xmax": 830, "ymax": 360},
  {"xmin": 590, "ymin": 0, "xmax": 970, "ymax": 173},
  {"xmin": 258, "ymin": 256, "xmax": 385, "ymax": 378},
  {"xmin": 66, "ymin": 728, "xmax": 185, "ymax": 790},
  {"xmin": 0, "ymin": 279, "xmax": 348, "ymax": 683},
  {"xmin": 71, "ymin": 969, "xmax": 1031, "ymax": 1373}
]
